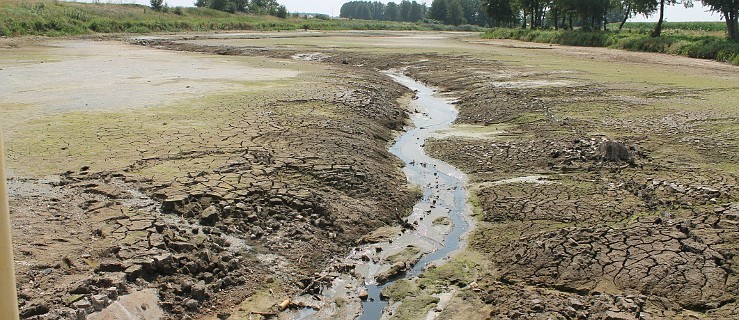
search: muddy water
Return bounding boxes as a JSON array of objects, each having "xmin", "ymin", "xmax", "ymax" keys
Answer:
[
  {"xmin": 358, "ymin": 72, "xmax": 472, "ymax": 319},
  {"xmin": 284, "ymin": 72, "xmax": 472, "ymax": 320}
]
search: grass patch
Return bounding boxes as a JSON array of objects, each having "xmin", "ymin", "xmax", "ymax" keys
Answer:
[
  {"xmin": 0, "ymin": 0, "xmax": 487, "ymax": 37},
  {"xmin": 391, "ymin": 295, "xmax": 439, "ymax": 319},
  {"xmin": 482, "ymin": 28, "xmax": 739, "ymax": 65},
  {"xmin": 385, "ymin": 245, "xmax": 423, "ymax": 264},
  {"xmin": 381, "ymin": 250, "xmax": 486, "ymax": 319}
]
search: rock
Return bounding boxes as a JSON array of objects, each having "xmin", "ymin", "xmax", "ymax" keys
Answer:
[
  {"xmin": 73, "ymin": 299, "xmax": 93, "ymax": 312},
  {"xmin": 161, "ymin": 196, "xmax": 188, "ymax": 213},
  {"xmin": 76, "ymin": 308, "xmax": 88, "ymax": 320},
  {"xmin": 375, "ymin": 261, "xmax": 407, "ymax": 284},
  {"xmin": 598, "ymin": 140, "xmax": 632, "ymax": 163},
  {"xmin": 107, "ymin": 287, "xmax": 119, "ymax": 300},
  {"xmin": 531, "ymin": 299, "xmax": 545, "ymax": 312},
  {"xmin": 124, "ymin": 264, "xmax": 143, "ymax": 281},
  {"xmin": 184, "ymin": 298, "xmax": 199, "ymax": 311},
  {"xmin": 169, "ymin": 241, "xmax": 197, "ymax": 252},
  {"xmin": 200, "ymin": 205, "xmax": 220, "ymax": 225},
  {"xmin": 616, "ymin": 296, "xmax": 638, "ymax": 312},
  {"xmin": 153, "ymin": 253, "xmax": 176, "ymax": 274},
  {"xmin": 70, "ymin": 283, "xmax": 92, "ymax": 294},
  {"xmin": 90, "ymin": 294, "xmax": 110, "ymax": 311},
  {"xmin": 605, "ymin": 310, "xmax": 637, "ymax": 320},
  {"xmin": 359, "ymin": 291, "xmax": 369, "ymax": 301},
  {"xmin": 97, "ymin": 261, "xmax": 126, "ymax": 272},
  {"xmin": 432, "ymin": 216, "xmax": 451, "ymax": 226},
  {"xmin": 20, "ymin": 304, "xmax": 50, "ymax": 317},
  {"xmin": 191, "ymin": 280, "xmax": 209, "ymax": 301},
  {"xmin": 568, "ymin": 297, "xmax": 584, "ymax": 309}
]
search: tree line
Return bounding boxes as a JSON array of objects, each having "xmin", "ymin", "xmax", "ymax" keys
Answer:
[
  {"xmin": 340, "ymin": 0, "xmax": 498, "ymax": 25},
  {"xmin": 338, "ymin": 0, "xmax": 737, "ymax": 40},
  {"xmin": 191, "ymin": 0, "xmax": 288, "ymax": 18},
  {"xmin": 484, "ymin": 0, "xmax": 737, "ymax": 40},
  {"xmin": 339, "ymin": 1, "xmax": 429, "ymax": 23}
]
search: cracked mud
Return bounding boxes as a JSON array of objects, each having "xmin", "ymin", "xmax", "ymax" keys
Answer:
[{"xmin": 2, "ymin": 31, "xmax": 739, "ymax": 320}]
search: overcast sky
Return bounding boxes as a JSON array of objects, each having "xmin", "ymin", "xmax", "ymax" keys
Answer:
[{"xmin": 79, "ymin": 0, "xmax": 723, "ymax": 22}]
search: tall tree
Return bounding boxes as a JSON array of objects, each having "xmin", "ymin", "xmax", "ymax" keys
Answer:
[
  {"xmin": 232, "ymin": 0, "xmax": 248, "ymax": 12},
  {"xmin": 400, "ymin": 0, "xmax": 412, "ymax": 21},
  {"xmin": 151, "ymin": 0, "xmax": 164, "ymax": 10},
  {"xmin": 484, "ymin": 0, "xmax": 515, "ymax": 27},
  {"xmin": 276, "ymin": 5, "xmax": 287, "ymax": 18},
  {"xmin": 409, "ymin": 1, "xmax": 425, "ymax": 21},
  {"xmin": 617, "ymin": 0, "xmax": 657, "ymax": 30},
  {"xmin": 653, "ymin": 0, "xmax": 691, "ymax": 37},
  {"xmin": 210, "ymin": 0, "xmax": 227, "ymax": 11},
  {"xmin": 430, "ymin": 0, "xmax": 448, "ymax": 21},
  {"xmin": 446, "ymin": 0, "xmax": 466, "ymax": 24},
  {"xmin": 461, "ymin": 0, "xmax": 482, "ymax": 24},
  {"xmin": 386, "ymin": 2, "xmax": 400, "ymax": 20},
  {"xmin": 701, "ymin": 0, "xmax": 739, "ymax": 40}
]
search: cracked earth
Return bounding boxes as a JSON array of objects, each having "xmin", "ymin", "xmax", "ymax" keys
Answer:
[{"xmin": 2, "ymin": 31, "xmax": 739, "ymax": 319}]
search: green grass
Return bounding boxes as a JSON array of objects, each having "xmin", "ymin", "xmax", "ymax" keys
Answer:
[
  {"xmin": 482, "ymin": 28, "xmax": 739, "ymax": 65},
  {"xmin": 0, "ymin": 0, "xmax": 486, "ymax": 37}
]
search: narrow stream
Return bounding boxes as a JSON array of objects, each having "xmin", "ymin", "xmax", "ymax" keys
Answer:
[
  {"xmin": 357, "ymin": 72, "xmax": 472, "ymax": 319},
  {"xmin": 284, "ymin": 72, "xmax": 472, "ymax": 320}
]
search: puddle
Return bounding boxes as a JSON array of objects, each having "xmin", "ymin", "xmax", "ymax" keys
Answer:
[
  {"xmin": 490, "ymin": 175, "xmax": 557, "ymax": 185},
  {"xmin": 491, "ymin": 80, "xmax": 575, "ymax": 88},
  {"xmin": 433, "ymin": 124, "xmax": 506, "ymax": 139}
]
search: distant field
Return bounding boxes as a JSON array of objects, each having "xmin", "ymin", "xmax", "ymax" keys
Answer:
[
  {"xmin": 617, "ymin": 21, "xmax": 727, "ymax": 32},
  {"xmin": 0, "ymin": 0, "xmax": 484, "ymax": 37}
]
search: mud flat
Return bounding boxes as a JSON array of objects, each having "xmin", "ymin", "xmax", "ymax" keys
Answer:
[
  {"xmin": 2, "ymin": 37, "xmax": 418, "ymax": 320},
  {"xmin": 4, "ymin": 31, "xmax": 739, "ymax": 319}
]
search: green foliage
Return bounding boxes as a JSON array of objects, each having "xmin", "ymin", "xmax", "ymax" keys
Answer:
[
  {"xmin": 446, "ymin": 0, "xmax": 465, "ymax": 25},
  {"xmin": 275, "ymin": 5, "xmax": 287, "ymax": 18},
  {"xmin": 430, "ymin": 0, "xmax": 447, "ymax": 21},
  {"xmin": 483, "ymin": 0, "xmax": 515, "ymax": 27},
  {"xmin": 699, "ymin": 0, "xmax": 738, "ymax": 40},
  {"xmin": 482, "ymin": 28, "xmax": 739, "ymax": 65},
  {"xmin": 0, "ymin": 0, "xmax": 486, "ymax": 37},
  {"xmin": 340, "ymin": 1, "xmax": 428, "ymax": 22},
  {"xmin": 150, "ymin": 0, "xmax": 163, "ymax": 11}
]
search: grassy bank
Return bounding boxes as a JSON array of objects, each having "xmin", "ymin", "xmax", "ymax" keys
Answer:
[
  {"xmin": 482, "ymin": 26, "xmax": 739, "ymax": 65},
  {"xmin": 0, "ymin": 0, "xmax": 485, "ymax": 37}
]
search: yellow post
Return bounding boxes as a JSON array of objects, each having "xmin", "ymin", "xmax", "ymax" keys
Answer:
[{"xmin": 0, "ymin": 132, "xmax": 20, "ymax": 319}]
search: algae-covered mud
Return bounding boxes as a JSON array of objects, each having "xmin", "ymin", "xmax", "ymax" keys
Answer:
[{"xmin": 3, "ymin": 31, "xmax": 739, "ymax": 320}]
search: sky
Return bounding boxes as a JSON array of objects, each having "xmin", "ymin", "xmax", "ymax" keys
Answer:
[{"xmin": 77, "ymin": 0, "xmax": 723, "ymax": 22}]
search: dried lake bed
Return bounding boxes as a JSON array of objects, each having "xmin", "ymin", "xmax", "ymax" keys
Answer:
[{"xmin": 2, "ymin": 31, "xmax": 739, "ymax": 319}]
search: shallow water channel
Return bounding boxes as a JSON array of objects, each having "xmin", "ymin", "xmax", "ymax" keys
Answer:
[
  {"xmin": 360, "ymin": 72, "xmax": 472, "ymax": 319},
  {"xmin": 286, "ymin": 72, "xmax": 472, "ymax": 319}
]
